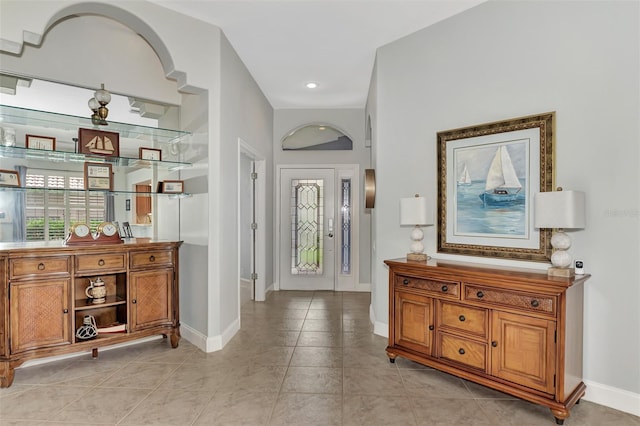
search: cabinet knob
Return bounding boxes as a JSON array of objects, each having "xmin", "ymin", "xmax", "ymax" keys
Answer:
[
  {"xmin": 531, "ymin": 299, "xmax": 540, "ymax": 308},
  {"xmin": 98, "ymin": 259, "xmax": 105, "ymax": 266},
  {"xmin": 149, "ymin": 255, "xmax": 156, "ymax": 262},
  {"xmin": 37, "ymin": 263, "xmax": 45, "ymax": 270},
  {"xmin": 441, "ymin": 285, "xmax": 448, "ymax": 292},
  {"xmin": 132, "ymin": 299, "xmax": 137, "ymax": 304},
  {"xmin": 458, "ymin": 315, "xmax": 465, "ymax": 322},
  {"xmin": 402, "ymin": 279, "xmax": 409, "ymax": 285},
  {"xmin": 476, "ymin": 291, "xmax": 484, "ymax": 298},
  {"xmin": 458, "ymin": 348, "xmax": 465, "ymax": 355},
  {"xmin": 491, "ymin": 341, "xmax": 498, "ymax": 347},
  {"xmin": 428, "ymin": 325, "xmax": 434, "ymax": 331},
  {"xmin": 63, "ymin": 309, "xmax": 68, "ymax": 314}
]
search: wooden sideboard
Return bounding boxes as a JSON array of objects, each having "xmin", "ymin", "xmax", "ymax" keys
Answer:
[
  {"xmin": 0, "ymin": 239, "xmax": 182, "ymax": 387},
  {"xmin": 385, "ymin": 258, "xmax": 590, "ymax": 425}
]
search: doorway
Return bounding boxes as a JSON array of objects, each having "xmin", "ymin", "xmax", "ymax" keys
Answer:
[
  {"xmin": 279, "ymin": 166, "xmax": 355, "ymax": 291},
  {"xmin": 238, "ymin": 139, "xmax": 267, "ymax": 303}
]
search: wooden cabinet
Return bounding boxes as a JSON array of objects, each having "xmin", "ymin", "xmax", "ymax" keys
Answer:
[
  {"xmin": 385, "ymin": 258, "xmax": 589, "ymax": 425},
  {"xmin": 0, "ymin": 240, "xmax": 182, "ymax": 387}
]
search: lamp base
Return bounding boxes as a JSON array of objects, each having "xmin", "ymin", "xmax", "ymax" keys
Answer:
[
  {"xmin": 547, "ymin": 266, "xmax": 575, "ymax": 278},
  {"xmin": 407, "ymin": 253, "xmax": 428, "ymax": 262}
]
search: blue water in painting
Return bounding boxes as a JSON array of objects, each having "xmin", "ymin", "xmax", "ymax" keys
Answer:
[{"xmin": 456, "ymin": 180, "xmax": 526, "ymax": 236}]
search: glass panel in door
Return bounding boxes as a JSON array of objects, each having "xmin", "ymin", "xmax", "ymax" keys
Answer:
[{"xmin": 280, "ymin": 168, "xmax": 335, "ymax": 290}]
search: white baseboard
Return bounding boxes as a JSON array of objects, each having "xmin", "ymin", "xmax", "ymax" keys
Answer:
[
  {"xmin": 180, "ymin": 318, "xmax": 240, "ymax": 353},
  {"xmin": 336, "ymin": 282, "xmax": 371, "ymax": 292},
  {"xmin": 583, "ymin": 379, "xmax": 640, "ymax": 417},
  {"xmin": 356, "ymin": 282, "xmax": 372, "ymax": 292},
  {"xmin": 370, "ymin": 304, "xmax": 388, "ymax": 338},
  {"xmin": 179, "ymin": 323, "xmax": 208, "ymax": 352},
  {"xmin": 265, "ymin": 282, "xmax": 275, "ymax": 295},
  {"xmin": 221, "ymin": 317, "xmax": 240, "ymax": 348}
]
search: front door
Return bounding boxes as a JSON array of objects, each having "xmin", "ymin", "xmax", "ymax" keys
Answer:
[{"xmin": 279, "ymin": 168, "xmax": 335, "ymax": 290}]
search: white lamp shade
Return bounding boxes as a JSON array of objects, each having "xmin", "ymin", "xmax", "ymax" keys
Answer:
[
  {"xmin": 534, "ymin": 190, "xmax": 585, "ymax": 229},
  {"xmin": 400, "ymin": 196, "xmax": 433, "ymax": 226}
]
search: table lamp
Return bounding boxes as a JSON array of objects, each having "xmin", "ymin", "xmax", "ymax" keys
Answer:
[
  {"xmin": 400, "ymin": 194, "xmax": 433, "ymax": 262},
  {"xmin": 534, "ymin": 188, "xmax": 585, "ymax": 277}
]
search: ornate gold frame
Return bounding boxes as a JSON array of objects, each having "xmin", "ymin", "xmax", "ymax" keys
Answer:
[{"xmin": 437, "ymin": 112, "xmax": 555, "ymax": 261}]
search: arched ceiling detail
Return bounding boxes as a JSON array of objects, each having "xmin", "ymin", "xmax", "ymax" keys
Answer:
[
  {"xmin": 3, "ymin": 2, "xmax": 198, "ymax": 94},
  {"xmin": 281, "ymin": 123, "xmax": 353, "ymax": 151}
]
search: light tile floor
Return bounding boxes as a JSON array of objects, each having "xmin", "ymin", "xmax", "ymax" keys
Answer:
[{"xmin": 1, "ymin": 291, "xmax": 638, "ymax": 425}]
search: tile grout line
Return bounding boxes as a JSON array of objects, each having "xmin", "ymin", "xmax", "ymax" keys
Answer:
[
  {"xmin": 113, "ymin": 354, "xmax": 188, "ymax": 426},
  {"xmin": 263, "ymin": 291, "xmax": 314, "ymax": 425}
]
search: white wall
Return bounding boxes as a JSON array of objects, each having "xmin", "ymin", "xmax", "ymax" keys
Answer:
[
  {"xmin": 369, "ymin": 0, "xmax": 639, "ymax": 414},
  {"xmin": 219, "ymin": 32, "xmax": 274, "ymax": 339},
  {"xmin": 274, "ymin": 108, "xmax": 372, "ymax": 285}
]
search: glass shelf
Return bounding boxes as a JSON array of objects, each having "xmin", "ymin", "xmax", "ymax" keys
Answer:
[
  {"xmin": 0, "ymin": 145, "xmax": 191, "ymax": 170},
  {"xmin": 0, "ymin": 186, "xmax": 191, "ymax": 198},
  {"xmin": 0, "ymin": 104, "xmax": 190, "ymax": 144}
]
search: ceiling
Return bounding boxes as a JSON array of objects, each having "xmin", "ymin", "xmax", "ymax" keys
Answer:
[{"xmin": 149, "ymin": 1, "xmax": 485, "ymax": 109}]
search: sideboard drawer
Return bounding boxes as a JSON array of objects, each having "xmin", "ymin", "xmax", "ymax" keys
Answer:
[
  {"xmin": 395, "ymin": 275, "xmax": 459, "ymax": 299},
  {"xmin": 10, "ymin": 256, "xmax": 71, "ymax": 279},
  {"xmin": 464, "ymin": 284, "xmax": 556, "ymax": 315},
  {"xmin": 75, "ymin": 253, "xmax": 126, "ymax": 273},
  {"xmin": 438, "ymin": 333, "xmax": 487, "ymax": 372},
  {"xmin": 130, "ymin": 250, "xmax": 173, "ymax": 269},
  {"xmin": 439, "ymin": 301, "xmax": 488, "ymax": 338}
]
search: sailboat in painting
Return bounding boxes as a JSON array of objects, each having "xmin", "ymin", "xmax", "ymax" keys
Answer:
[
  {"xmin": 85, "ymin": 135, "xmax": 115, "ymax": 155},
  {"xmin": 479, "ymin": 146, "xmax": 522, "ymax": 205},
  {"xmin": 457, "ymin": 162, "xmax": 472, "ymax": 185}
]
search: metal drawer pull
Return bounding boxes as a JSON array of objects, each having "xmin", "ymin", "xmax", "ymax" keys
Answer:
[
  {"xmin": 476, "ymin": 291, "xmax": 484, "ymax": 298},
  {"xmin": 63, "ymin": 309, "xmax": 68, "ymax": 313},
  {"xmin": 531, "ymin": 299, "xmax": 540, "ymax": 308},
  {"xmin": 428, "ymin": 325, "xmax": 434, "ymax": 331},
  {"xmin": 132, "ymin": 299, "xmax": 137, "ymax": 304},
  {"xmin": 37, "ymin": 263, "xmax": 45, "ymax": 270},
  {"xmin": 441, "ymin": 285, "xmax": 448, "ymax": 292},
  {"xmin": 149, "ymin": 255, "xmax": 156, "ymax": 262},
  {"xmin": 402, "ymin": 279, "xmax": 409, "ymax": 285},
  {"xmin": 458, "ymin": 348, "xmax": 465, "ymax": 355},
  {"xmin": 98, "ymin": 259, "xmax": 105, "ymax": 266},
  {"xmin": 458, "ymin": 315, "xmax": 465, "ymax": 322},
  {"xmin": 492, "ymin": 341, "xmax": 498, "ymax": 347}
]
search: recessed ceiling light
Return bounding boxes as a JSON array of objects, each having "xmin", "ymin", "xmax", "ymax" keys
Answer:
[{"xmin": 305, "ymin": 82, "xmax": 318, "ymax": 89}]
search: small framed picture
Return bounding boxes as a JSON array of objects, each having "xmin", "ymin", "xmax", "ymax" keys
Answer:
[
  {"xmin": 139, "ymin": 147, "xmax": 162, "ymax": 161},
  {"xmin": 78, "ymin": 128, "xmax": 120, "ymax": 157},
  {"xmin": 0, "ymin": 169, "xmax": 20, "ymax": 187},
  {"xmin": 84, "ymin": 162, "xmax": 113, "ymax": 191},
  {"xmin": 26, "ymin": 134, "xmax": 56, "ymax": 151},
  {"xmin": 161, "ymin": 180, "xmax": 184, "ymax": 194},
  {"xmin": 121, "ymin": 221, "xmax": 134, "ymax": 238}
]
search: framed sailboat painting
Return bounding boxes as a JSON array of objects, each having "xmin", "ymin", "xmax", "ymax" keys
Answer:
[
  {"xmin": 436, "ymin": 112, "xmax": 555, "ymax": 261},
  {"xmin": 78, "ymin": 128, "xmax": 120, "ymax": 157}
]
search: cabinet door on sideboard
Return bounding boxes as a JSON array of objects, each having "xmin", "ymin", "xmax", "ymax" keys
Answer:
[
  {"xmin": 394, "ymin": 290, "xmax": 434, "ymax": 356},
  {"xmin": 129, "ymin": 268, "xmax": 173, "ymax": 330},
  {"xmin": 491, "ymin": 310, "xmax": 556, "ymax": 394},
  {"xmin": 10, "ymin": 280, "xmax": 71, "ymax": 353}
]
